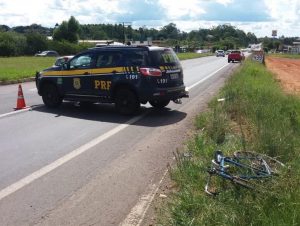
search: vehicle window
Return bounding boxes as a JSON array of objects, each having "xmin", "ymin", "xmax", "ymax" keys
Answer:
[
  {"xmin": 124, "ymin": 51, "xmax": 147, "ymax": 66},
  {"xmin": 95, "ymin": 52, "xmax": 123, "ymax": 68},
  {"xmin": 55, "ymin": 58, "xmax": 63, "ymax": 66},
  {"xmin": 70, "ymin": 54, "xmax": 92, "ymax": 69},
  {"xmin": 149, "ymin": 49, "xmax": 180, "ymax": 66}
]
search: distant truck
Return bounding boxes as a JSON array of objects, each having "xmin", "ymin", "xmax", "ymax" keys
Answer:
[{"xmin": 228, "ymin": 50, "xmax": 244, "ymax": 63}]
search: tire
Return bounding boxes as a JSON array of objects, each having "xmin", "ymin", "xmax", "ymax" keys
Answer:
[
  {"xmin": 115, "ymin": 89, "xmax": 140, "ymax": 115},
  {"xmin": 234, "ymin": 151, "xmax": 285, "ymax": 175},
  {"xmin": 228, "ymin": 59, "xmax": 231, "ymax": 63},
  {"xmin": 149, "ymin": 99, "xmax": 170, "ymax": 108},
  {"xmin": 42, "ymin": 83, "xmax": 62, "ymax": 108}
]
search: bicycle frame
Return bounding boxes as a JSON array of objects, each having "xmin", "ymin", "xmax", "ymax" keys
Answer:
[
  {"xmin": 205, "ymin": 151, "xmax": 276, "ymax": 195},
  {"xmin": 217, "ymin": 155, "xmax": 272, "ymax": 180}
]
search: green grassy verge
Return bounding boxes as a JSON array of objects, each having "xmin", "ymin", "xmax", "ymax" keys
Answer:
[
  {"xmin": 177, "ymin": 52, "xmax": 213, "ymax": 60},
  {"xmin": 0, "ymin": 57, "xmax": 54, "ymax": 82},
  {"xmin": 159, "ymin": 60, "xmax": 300, "ymax": 225},
  {"xmin": 0, "ymin": 52, "xmax": 211, "ymax": 82},
  {"xmin": 267, "ymin": 53, "xmax": 300, "ymax": 59}
]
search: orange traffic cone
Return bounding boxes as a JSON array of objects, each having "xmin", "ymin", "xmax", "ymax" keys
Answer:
[{"xmin": 14, "ymin": 84, "xmax": 28, "ymax": 110}]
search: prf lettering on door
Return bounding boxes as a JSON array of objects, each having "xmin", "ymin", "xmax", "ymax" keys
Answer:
[{"xmin": 95, "ymin": 80, "xmax": 111, "ymax": 90}]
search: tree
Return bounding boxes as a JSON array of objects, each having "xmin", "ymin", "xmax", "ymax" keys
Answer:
[
  {"xmin": 247, "ymin": 32, "xmax": 258, "ymax": 44},
  {"xmin": 53, "ymin": 16, "xmax": 80, "ymax": 43},
  {"xmin": 67, "ymin": 16, "xmax": 80, "ymax": 43},
  {"xmin": 25, "ymin": 32, "xmax": 48, "ymax": 54},
  {"xmin": 159, "ymin": 23, "xmax": 180, "ymax": 40}
]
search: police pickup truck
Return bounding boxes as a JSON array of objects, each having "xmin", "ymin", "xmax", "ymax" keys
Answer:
[{"xmin": 36, "ymin": 46, "xmax": 189, "ymax": 115}]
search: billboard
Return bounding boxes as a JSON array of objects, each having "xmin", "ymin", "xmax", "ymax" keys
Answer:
[{"xmin": 272, "ymin": 30, "xmax": 277, "ymax": 37}]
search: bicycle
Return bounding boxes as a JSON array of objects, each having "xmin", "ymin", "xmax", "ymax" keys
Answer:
[{"xmin": 205, "ymin": 150, "xmax": 285, "ymax": 195}]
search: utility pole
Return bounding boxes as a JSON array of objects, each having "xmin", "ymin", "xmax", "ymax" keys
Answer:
[{"xmin": 121, "ymin": 22, "xmax": 131, "ymax": 44}]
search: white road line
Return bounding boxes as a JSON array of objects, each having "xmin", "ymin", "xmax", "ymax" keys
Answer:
[
  {"xmin": 0, "ymin": 113, "xmax": 147, "ymax": 201},
  {"xmin": 0, "ymin": 107, "xmax": 32, "ymax": 119},
  {"xmin": 0, "ymin": 63, "xmax": 228, "ymax": 205},
  {"xmin": 120, "ymin": 63, "xmax": 229, "ymax": 226},
  {"xmin": 29, "ymin": 88, "xmax": 37, "ymax": 92},
  {"xmin": 187, "ymin": 63, "xmax": 229, "ymax": 91},
  {"xmin": 120, "ymin": 169, "xmax": 169, "ymax": 226}
]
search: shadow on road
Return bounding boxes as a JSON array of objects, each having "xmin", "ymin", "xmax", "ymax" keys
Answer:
[{"xmin": 32, "ymin": 102, "xmax": 187, "ymax": 127}]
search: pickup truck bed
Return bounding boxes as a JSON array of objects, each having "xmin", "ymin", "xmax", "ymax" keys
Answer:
[{"xmin": 228, "ymin": 50, "xmax": 244, "ymax": 63}]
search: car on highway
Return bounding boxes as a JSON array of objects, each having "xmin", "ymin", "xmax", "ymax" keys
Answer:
[
  {"xmin": 228, "ymin": 50, "xmax": 245, "ymax": 63},
  {"xmin": 215, "ymin": 50, "xmax": 225, "ymax": 57},
  {"xmin": 53, "ymin": 56, "xmax": 74, "ymax": 67},
  {"xmin": 36, "ymin": 45, "xmax": 189, "ymax": 115},
  {"xmin": 35, "ymin": 50, "xmax": 59, "ymax": 57}
]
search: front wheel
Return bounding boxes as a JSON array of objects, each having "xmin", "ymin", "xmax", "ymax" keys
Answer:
[
  {"xmin": 149, "ymin": 99, "xmax": 170, "ymax": 108},
  {"xmin": 42, "ymin": 83, "xmax": 62, "ymax": 108},
  {"xmin": 115, "ymin": 89, "xmax": 140, "ymax": 115}
]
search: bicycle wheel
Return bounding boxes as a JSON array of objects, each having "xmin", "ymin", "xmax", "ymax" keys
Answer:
[{"xmin": 233, "ymin": 151, "xmax": 285, "ymax": 175}]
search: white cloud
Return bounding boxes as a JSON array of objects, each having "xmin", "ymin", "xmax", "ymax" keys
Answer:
[
  {"xmin": 0, "ymin": 0, "xmax": 299, "ymax": 37},
  {"xmin": 215, "ymin": 0, "xmax": 234, "ymax": 6},
  {"xmin": 264, "ymin": 0, "xmax": 300, "ymax": 25},
  {"xmin": 158, "ymin": 0, "xmax": 206, "ymax": 20}
]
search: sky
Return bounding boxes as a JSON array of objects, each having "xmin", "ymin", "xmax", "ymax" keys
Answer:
[{"xmin": 0, "ymin": 0, "xmax": 299, "ymax": 38}]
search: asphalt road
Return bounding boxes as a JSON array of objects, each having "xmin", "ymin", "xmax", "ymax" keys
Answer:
[{"xmin": 0, "ymin": 56, "xmax": 239, "ymax": 225}]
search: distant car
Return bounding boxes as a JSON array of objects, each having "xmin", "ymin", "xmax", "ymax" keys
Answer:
[
  {"xmin": 215, "ymin": 50, "xmax": 225, "ymax": 57},
  {"xmin": 228, "ymin": 50, "xmax": 245, "ymax": 63},
  {"xmin": 35, "ymin": 50, "xmax": 59, "ymax": 57},
  {"xmin": 196, "ymin": 49, "xmax": 210, "ymax": 54},
  {"xmin": 53, "ymin": 56, "xmax": 74, "ymax": 67}
]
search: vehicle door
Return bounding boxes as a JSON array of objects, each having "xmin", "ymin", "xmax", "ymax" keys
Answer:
[
  {"xmin": 62, "ymin": 53, "xmax": 94, "ymax": 95},
  {"xmin": 91, "ymin": 51, "xmax": 124, "ymax": 98}
]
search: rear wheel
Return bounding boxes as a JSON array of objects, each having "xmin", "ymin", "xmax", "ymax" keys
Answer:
[
  {"xmin": 115, "ymin": 89, "xmax": 140, "ymax": 115},
  {"xmin": 149, "ymin": 100, "xmax": 170, "ymax": 108},
  {"xmin": 234, "ymin": 151, "xmax": 285, "ymax": 175},
  {"xmin": 42, "ymin": 83, "xmax": 62, "ymax": 108}
]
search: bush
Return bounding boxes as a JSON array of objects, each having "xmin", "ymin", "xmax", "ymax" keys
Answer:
[
  {"xmin": 25, "ymin": 32, "xmax": 48, "ymax": 55},
  {"xmin": 0, "ymin": 32, "xmax": 26, "ymax": 56},
  {"xmin": 48, "ymin": 40, "xmax": 93, "ymax": 55}
]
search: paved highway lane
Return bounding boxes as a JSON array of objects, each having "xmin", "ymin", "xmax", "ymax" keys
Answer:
[{"xmin": 0, "ymin": 56, "xmax": 237, "ymax": 225}]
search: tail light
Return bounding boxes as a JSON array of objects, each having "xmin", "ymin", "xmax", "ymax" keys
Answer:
[{"xmin": 139, "ymin": 67, "xmax": 162, "ymax": 77}]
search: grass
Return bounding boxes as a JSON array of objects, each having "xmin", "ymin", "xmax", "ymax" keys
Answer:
[
  {"xmin": 0, "ymin": 57, "xmax": 54, "ymax": 82},
  {"xmin": 177, "ymin": 52, "xmax": 213, "ymax": 60},
  {"xmin": 158, "ymin": 60, "xmax": 300, "ymax": 225},
  {"xmin": 0, "ymin": 52, "xmax": 212, "ymax": 82},
  {"xmin": 267, "ymin": 53, "xmax": 300, "ymax": 59}
]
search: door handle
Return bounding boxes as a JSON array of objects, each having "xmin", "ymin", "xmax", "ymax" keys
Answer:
[
  {"xmin": 83, "ymin": 72, "xmax": 90, "ymax": 75},
  {"xmin": 112, "ymin": 70, "xmax": 117, "ymax": 74}
]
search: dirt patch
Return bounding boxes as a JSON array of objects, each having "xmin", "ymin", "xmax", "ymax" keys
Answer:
[{"xmin": 265, "ymin": 57, "xmax": 300, "ymax": 94}]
